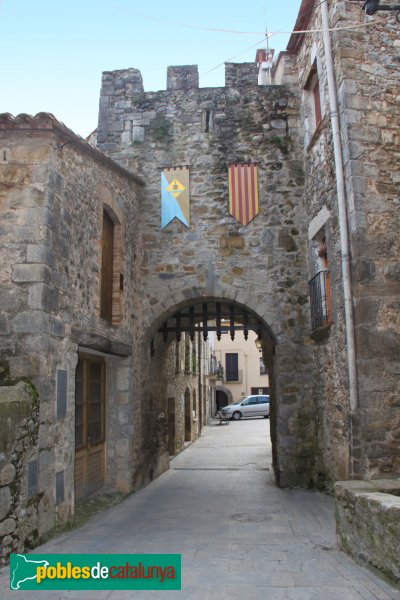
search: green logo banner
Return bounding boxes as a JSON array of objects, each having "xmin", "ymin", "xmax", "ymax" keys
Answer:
[{"xmin": 10, "ymin": 553, "xmax": 181, "ymax": 590}]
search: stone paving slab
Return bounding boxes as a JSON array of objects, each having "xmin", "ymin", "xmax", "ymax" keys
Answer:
[{"xmin": 1, "ymin": 419, "xmax": 399, "ymax": 599}]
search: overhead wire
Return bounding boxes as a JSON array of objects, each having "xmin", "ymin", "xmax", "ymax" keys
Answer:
[
  {"xmin": 100, "ymin": 0, "xmax": 374, "ymax": 81},
  {"xmin": 101, "ymin": 0, "xmax": 374, "ymax": 36},
  {"xmin": 201, "ymin": 0, "xmax": 370, "ymax": 77}
]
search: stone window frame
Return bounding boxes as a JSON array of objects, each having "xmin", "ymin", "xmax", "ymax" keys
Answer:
[
  {"xmin": 303, "ymin": 60, "xmax": 324, "ymax": 148},
  {"xmin": 100, "ymin": 201, "xmax": 124, "ymax": 326},
  {"xmin": 308, "ymin": 209, "xmax": 333, "ymax": 339}
]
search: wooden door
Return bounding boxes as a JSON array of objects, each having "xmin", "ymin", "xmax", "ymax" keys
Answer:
[{"xmin": 75, "ymin": 356, "xmax": 106, "ymax": 499}]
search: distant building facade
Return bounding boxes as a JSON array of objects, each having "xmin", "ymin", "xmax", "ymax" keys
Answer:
[{"xmin": 211, "ymin": 330, "xmax": 270, "ymax": 409}]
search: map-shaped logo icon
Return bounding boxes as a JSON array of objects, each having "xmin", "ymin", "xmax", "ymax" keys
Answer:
[{"xmin": 10, "ymin": 554, "xmax": 49, "ymax": 590}]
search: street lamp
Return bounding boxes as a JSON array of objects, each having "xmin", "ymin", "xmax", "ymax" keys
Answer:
[{"xmin": 215, "ymin": 362, "xmax": 224, "ymax": 381}]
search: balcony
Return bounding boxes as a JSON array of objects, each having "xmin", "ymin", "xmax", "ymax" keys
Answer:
[
  {"xmin": 225, "ymin": 369, "xmax": 243, "ymax": 384},
  {"xmin": 308, "ymin": 270, "xmax": 332, "ymax": 339}
]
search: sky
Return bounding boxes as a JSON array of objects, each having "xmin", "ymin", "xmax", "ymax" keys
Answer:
[{"xmin": 0, "ymin": 0, "xmax": 302, "ymax": 138}]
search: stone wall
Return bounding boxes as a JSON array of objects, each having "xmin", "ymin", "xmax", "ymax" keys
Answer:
[
  {"xmin": 329, "ymin": 0, "xmax": 400, "ymax": 480},
  {"xmin": 0, "ymin": 113, "xmax": 142, "ymax": 553},
  {"xmin": 335, "ymin": 480, "xmax": 400, "ymax": 583},
  {"xmin": 97, "ymin": 63, "xmax": 324, "ymax": 488},
  {"xmin": 0, "ymin": 381, "xmax": 39, "ymax": 566},
  {"xmin": 281, "ymin": 0, "xmax": 400, "ymax": 485},
  {"xmin": 130, "ymin": 332, "xmax": 204, "ymax": 490}
]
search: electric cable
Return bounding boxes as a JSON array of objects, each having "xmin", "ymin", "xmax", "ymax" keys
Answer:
[{"xmin": 101, "ymin": 0, "xmax": 375, "ymax": 36}]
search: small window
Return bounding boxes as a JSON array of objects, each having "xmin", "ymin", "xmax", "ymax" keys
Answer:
[
  {"xmin": 309, "ymin": 233, "xmax": 332, "ymax": 332},
  {"xmin": 100, "ymin": 207, "xmax": 123, "ymax": 325},
  {"xmin": 304, "ymin": 62, "xmax": 323, "ymax": 144},
  {"xmin": 225, "ymin": 353, "xmax": 239, "ymax": 381},
  {"xmin": 100, "ymin": 210, "xmax": 114, "ymax": 322}
]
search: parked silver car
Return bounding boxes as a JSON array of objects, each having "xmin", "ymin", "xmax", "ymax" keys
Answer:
[{"xmin": 220, "ymin": 395, "xmax": 270, "ymax": 420}]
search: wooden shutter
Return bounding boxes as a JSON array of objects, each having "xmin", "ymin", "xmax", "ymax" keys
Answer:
[
  {"xmin": 225, "ymin": 353, "xmax": 239, "ymax": 381},
  {"xmin": 100, "ymin": 210, "xmax": 114, "ymax": 322}
]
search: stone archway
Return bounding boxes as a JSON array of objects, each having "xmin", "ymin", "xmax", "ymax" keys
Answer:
[
  {"xmin": 215, "ymin": 386, "xmax": 233, "ymax": 411},
  {"xmin": 137, "ymin": 290, "xmax": 318, "ymax": 490}
]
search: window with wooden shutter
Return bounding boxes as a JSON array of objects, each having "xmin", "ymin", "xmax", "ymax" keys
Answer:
[
  {"xmin": 304, "ymin": 61, "xmax": 323, "ymax": 146},
  {"xmin": 225, "ymin": 353, "xmax": 239, "ymax": 382},
  {"xmin": 100, "ymin": 210, "xmax": 114, "ymax": 322}
]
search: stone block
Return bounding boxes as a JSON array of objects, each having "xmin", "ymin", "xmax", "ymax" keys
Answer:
[
  {"xmin": 13, "ymin": 311, "xmax": 50, "ymax": 334},
  {"xmin": 26, "ymin": 244, "xmax": 55, "ymax": 266},
  {"xmin": 116, "ymin": 392, "xmax": 129, "ymax": 405},
  {"xmin": 354, "ymin": 296, "xmax": 378, "ymax": 325},
  {"xmin": 228, "ymin": 236, "xmax": 245, "ymax": 249},
  {"xmin": 335, "ymin": 480, "xmax": 400, "ymax": 583},
  {"xmin": 121, "ymin": 131, "xmax": 132, "ymax": 145},
  {"xmin": 167, "ymin": 66, "xmax": 199, "ymax": 90},
  {"xmin": 384, "ymin": 262, "xmax": 400, "ymax": 282},
  {"xmin": 270, "ymin": 119, "xmax": 287, "ymax": 130},
  {"xmin": 50, "ymin": 316, "xmax": 65, "ymax": 338},
  {"xmin": 355, "ymin": 259, "xmax": 376, "ymax": 283},
  {"xmin": 0, "ymin": 285, "xmax": 25, "ymax": 311},
  {"xmin": 118, "ymin": 406, "xmax": 130, "ymax": 425},
  {"xmin": 116, "ymin": 368, "xmax": 130, "ymax": 392},
  {"xmin": 348, "ymin": 124, "xmax": 381, "ymax": 143},
  {"xmin": 28, "ymin": 284, "xmax": 59, "ymax": 312},
  {"xmin": 116, "ymin": 438, "xmax": 130, "ymax": 458},
  {"xmin": 0, "ymin": 517, "xmax": 16, "ymax": 536},
  {"xmin": 11, "ymin": 264, "xmax": 52, "ymax": 284},
  {"xmin": 0, "ymin": 486, "xmax": 11, "ymax": 520},
  {"xmin": 132, "ymin": 126, "xmax": 144, "ymax": 142},
  {"xmin": 0, "ymin": 463, "xmax": 16, "ymax": 485},
  {"xmin": 116, "ymin": 470, "xmax": 133, "ymax": 494}
]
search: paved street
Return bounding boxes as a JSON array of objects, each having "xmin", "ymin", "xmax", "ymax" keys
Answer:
[{"xmin": 1, "ymin": 419, "xmax": 399, "ymax": 599}]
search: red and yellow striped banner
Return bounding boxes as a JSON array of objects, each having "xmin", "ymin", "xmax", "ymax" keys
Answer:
[{"xmin": 228, "ymin": 163, "xmax": 259, "ymax": 226}]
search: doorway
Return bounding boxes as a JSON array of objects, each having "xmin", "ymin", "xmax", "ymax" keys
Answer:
[
  {"xmin": 167, "ymin": 397, "xmax": 176, "ymax": 456},
  {"xmin": 74, "ymin": 355, "xmax": 106, "ymax": 499},
  {"xmin": 216, "ymin": 390, "xmax": 229, "ymax": 411},
  {"xmin": 184, "ymin": 389, "xmax": 191, "ymax": 442}
]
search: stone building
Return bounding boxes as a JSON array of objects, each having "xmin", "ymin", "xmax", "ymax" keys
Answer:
[
  {"xmin": 0, "ymin": 0, "xmax": 399, "ymax": 563},
  {"xmin": 275, "ymin": 0, "xmax": 400, "ymax": 483},
  {"xmin": 212, "ymin": 329, "xmax": 270, "ymax": 409}
]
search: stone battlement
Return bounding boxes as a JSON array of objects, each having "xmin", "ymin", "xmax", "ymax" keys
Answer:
[{"xmin": 101, "ymin": 62, "xmax": 261, "ymax": 95}]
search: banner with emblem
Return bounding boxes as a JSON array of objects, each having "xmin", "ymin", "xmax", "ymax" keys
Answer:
[
  {"xmin": 228, "ymin": 163, "xmax": 259, "ymax": 226},
  {"xmin": 161, "ymin": 167, "xmax": 190, "ymax": 229}
]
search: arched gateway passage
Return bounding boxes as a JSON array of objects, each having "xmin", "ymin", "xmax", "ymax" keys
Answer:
[
  {"xmin": 137, "ymin": 297, "xmax": 285, "ymax": 483},
  {"xmin": 134, "ymin": 288, "xmax": 319, "ymax": 492}
]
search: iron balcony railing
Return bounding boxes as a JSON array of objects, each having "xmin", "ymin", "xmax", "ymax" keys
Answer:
[{"xmin": 308, "ymin": 269, "xmax": 332, "ymax": 331}]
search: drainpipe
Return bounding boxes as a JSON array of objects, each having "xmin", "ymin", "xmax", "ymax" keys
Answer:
[{"xmin": 320, "ymin": 4, "xmax": 358, "ymax": 420}]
